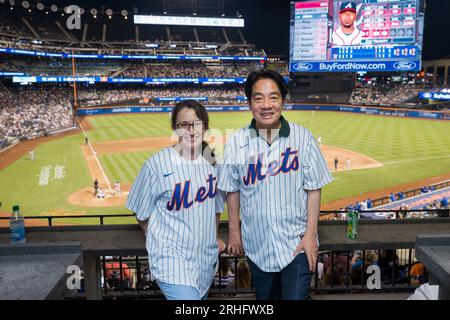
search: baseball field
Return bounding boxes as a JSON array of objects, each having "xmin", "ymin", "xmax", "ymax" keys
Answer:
[{"xmin": 1, "ymin": 110, "xmax": 450, "ymax": 225}]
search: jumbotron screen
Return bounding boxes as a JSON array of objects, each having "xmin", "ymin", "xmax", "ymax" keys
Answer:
[{"xmin": 289, "ymin": 0, "xmax": 425, "ymax": 73}]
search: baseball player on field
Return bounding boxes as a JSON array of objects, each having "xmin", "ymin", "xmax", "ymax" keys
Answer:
[
  {"xmin": 114, "ymin": 180, "xmax": 122, "ymax": 196},
  {"xmin": 332, "ymin": 2, "xmax": 362, "ymax": 46},
  {"xmin": 218, "ymin": 70, "xmax": 333, "ymax": 300},
  {"xmin": 127, "ymin": 100, "xmax": 225, "ymax": 300}
]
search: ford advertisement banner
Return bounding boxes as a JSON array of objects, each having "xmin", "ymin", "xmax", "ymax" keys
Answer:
[
  {"xmin": 290, "ymin": 60, "xmax": 421, "ymax": 73},
  {"xmin": 77, "ymin": 104, "xmax": 448, "ymax": 120}
]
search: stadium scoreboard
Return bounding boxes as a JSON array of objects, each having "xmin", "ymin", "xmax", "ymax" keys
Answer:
[{"xmin": 290, "ymin": 0, "xmax": 425, "ymax": 73}]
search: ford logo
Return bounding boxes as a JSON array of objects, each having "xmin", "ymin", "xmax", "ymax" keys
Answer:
[
  {"xmin": 292, "ymin": 63, "xmax": 313, "ymax": 71},
  {"xmin": 393, "ymin": 61, "xmax": 417, "ymax": 71},
  {"xmin": 422, "ymin": 93, "xmax": 433, "ymax": 99}
]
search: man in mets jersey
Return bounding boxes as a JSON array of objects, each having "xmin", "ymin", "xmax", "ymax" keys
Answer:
[
  {"xmin": 218, "ymin": 70, "xmax": 333, "ymax": 300},
  {"xmin": 332, "ymin": 2, "xmax": 362, "ymax": 46}
]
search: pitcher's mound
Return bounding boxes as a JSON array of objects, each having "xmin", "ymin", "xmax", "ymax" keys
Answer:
[
  {"xmin": 68, "ymin": 184, "xmax": 131, "ymax": 208},
  {"xmin": 320, "ymin": 145, "xmax": 382, "ymax": 171}
]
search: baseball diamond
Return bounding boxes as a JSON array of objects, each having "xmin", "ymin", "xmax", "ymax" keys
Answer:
[{"xmin": 1, "ymin": 110, "xmax": 449, "ymax": 225}]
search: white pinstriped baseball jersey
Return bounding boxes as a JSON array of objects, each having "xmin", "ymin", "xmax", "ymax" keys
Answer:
[
  {"xmin": 218, "ymin": 116, "xmax": 333, "ymax": 272},
  {"xmin": 332, "ymin": 27, "xmax": 362, "ymax": 46},
  {"xmin": 126, "ymin": 146, "xmax": 224, "ymax": 297}
]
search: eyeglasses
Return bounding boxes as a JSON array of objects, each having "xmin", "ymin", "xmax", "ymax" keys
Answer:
[{"xmin": 175, "ymin": 120, "xmax": 205, "ymax": 132}]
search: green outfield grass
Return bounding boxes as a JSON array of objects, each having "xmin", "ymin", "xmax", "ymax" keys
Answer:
[{"xmin": 1, "ymin": 111, "xmax": 449, "ymax": 224}]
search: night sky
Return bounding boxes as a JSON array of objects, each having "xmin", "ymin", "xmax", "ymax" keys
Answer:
[{"xmin": 41, "ymin": 0, "xmax": 450, "ymax": 60}]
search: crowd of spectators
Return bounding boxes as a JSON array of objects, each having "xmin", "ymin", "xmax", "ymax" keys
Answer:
[
  {"xmin": 0, "ymin": 86, "xmax": 73, "ymax": 146},
  {"xmin": 0, "ymin": 57, "xmax": 124, "ymax": 77},
  {"xmin": 336, "ymin": 184, "xmax": 449, "ymax": 220},
  {"xmin": 0, "ymin": 56, "xmax": 263, "ymax": 78},
  {"xmin": 120, "ymin": 63, "xmax": 261, "ymax": 79},
  {"xmin": 114, "ymin": 62, "xmax": 262, "ymax": 79},
  {"xmin": 120, "ymin": 64, "xmax": 144, "ymax": 78},
  {"xmin": 0, "ymin": 34, "xmax": 266, "ymax": 58},
  {"xmin": 349, "ymin": 83, "xmax": 422, "ymax": 106},
  {"xmin": 0, "ymin": 60, "xmax": 21, "ymax": 72},
  {"xmin": 77, "ymin": 87, "xmax": 247, "ymax": 106},
  {"xmin": 378, "ymin": 84, "xmax": 422, "ymax": 105},
  {"xmin": 212, "ymin": 256, "xmax": 252, "ymax": 291},
  {"xmin": 349, "ymin": 85, "xmax": 389, "ymax": 105},
  {"xmin": 0, "ymin": 83, "xmax": 249, "ymax": 151},
  {"xmin": 317, "ymin": 249, "xmax": 424, "ymax": 287}
]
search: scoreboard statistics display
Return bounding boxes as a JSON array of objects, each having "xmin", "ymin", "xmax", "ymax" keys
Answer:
[{"xmin": 289, "ymin": 0, "xmax": 425, "ymax": 73}]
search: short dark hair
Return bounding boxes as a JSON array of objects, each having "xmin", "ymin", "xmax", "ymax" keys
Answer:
[
  {"xmin": 171, "ymin": 99, "xmax": 209, "ymax": 130},
  {"xmin": 170, "ymin": 100, "xmax": 216, "ymax": 165},
  {"xmin": 244, "ymin": 69, "xmax": 288, "ymax": 102}
]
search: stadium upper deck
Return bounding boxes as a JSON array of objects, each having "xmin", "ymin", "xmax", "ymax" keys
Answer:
[{"xmin": 0, "ymin": 4, "xmax": 266, "ymax": 58}]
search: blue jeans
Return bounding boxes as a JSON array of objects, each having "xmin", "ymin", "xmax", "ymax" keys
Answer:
[
  {"xmin": 157, "ymin": 281, "xmax": 208, "ymax": 300},
  {"xmin": 248, "ymin": 253, "xmax": 312, "ymax": 300}
]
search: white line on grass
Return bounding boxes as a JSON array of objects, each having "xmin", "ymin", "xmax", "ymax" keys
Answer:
[
  {"xmin": 77, "ymin": 117, "xmax": 113, "ymax": 193},
  {"xmin": 383, "ymin": 154, "xmax": 450, "ymax": 166}
]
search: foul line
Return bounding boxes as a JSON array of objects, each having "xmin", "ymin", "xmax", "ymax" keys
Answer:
[
  {"xmin": 383, "ymin": 154, "xmax": 450, "ymax": 166},
  {"xmin": 77, "ymin": 117, "xmax": 113, "ymax": 193}
]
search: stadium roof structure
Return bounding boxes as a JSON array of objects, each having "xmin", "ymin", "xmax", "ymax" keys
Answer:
[{"xmin": 0, "ymin": 1, "xmax": 265, "ymax": 58}]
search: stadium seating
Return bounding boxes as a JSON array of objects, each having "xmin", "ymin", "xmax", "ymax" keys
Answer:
[
  {"xmin": 77, "ymin": 87, "xmax": 247, "ymax": 106},
  {"xmin": 0, "ymin": 86, "xmax": 73, "ymax": 141},
  {"xmin": 0, "ymin": 8, "xmax": 266, "ymax": 58},
  {"xmin": 350, "ymin": 83, "xmax": 423, "ymax": 106}
]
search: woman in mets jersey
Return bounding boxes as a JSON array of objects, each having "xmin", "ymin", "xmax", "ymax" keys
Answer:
[{"xmin": 127, "ymin": 100, "xmax": 225, "ymax": 300}]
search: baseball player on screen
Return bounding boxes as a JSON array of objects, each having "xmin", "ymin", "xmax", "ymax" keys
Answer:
[
  {"xmin": 218, "ymin": 70, "xmax": 333, "ymax": 300},
  {"xmin": 332, "ymin": 2, "xmax": 362, "ymax": 46},
  {"xmin": 127, "ymin": 100, "xmax": 225, "ymax": 300}
]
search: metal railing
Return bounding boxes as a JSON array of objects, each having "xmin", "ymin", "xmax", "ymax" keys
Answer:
[
  {"xmin": 80, "ymin": 247, "xmax": 425, "ymax": 299},
  {"xmin": 3, "ymin": 216, "xmax": 447, "ymax": 300},
  {"xmin": 1, "ymin": 209, "xmax": 449, "ymax": 227},
  {"xmin": 0, "ymin": 214, "xmax": 135, "ymax": 226}
]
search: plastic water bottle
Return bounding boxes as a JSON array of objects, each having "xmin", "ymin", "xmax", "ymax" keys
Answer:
[
  {"xmin": 10, "ymin": 205, "xmax": 26, "ymax": 244},
  {"xmin": 347, "ymin": 209, "xmax": 358, "ymax": 240}
]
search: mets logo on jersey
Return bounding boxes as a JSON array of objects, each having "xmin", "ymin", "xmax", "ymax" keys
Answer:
[
  {"xmin": 167, "ymin": 174, "xmax": 217, "ymax": 211},
  {"xmin": 243, "ymin": 147, "xmax": 299, "ymax": 186}
]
